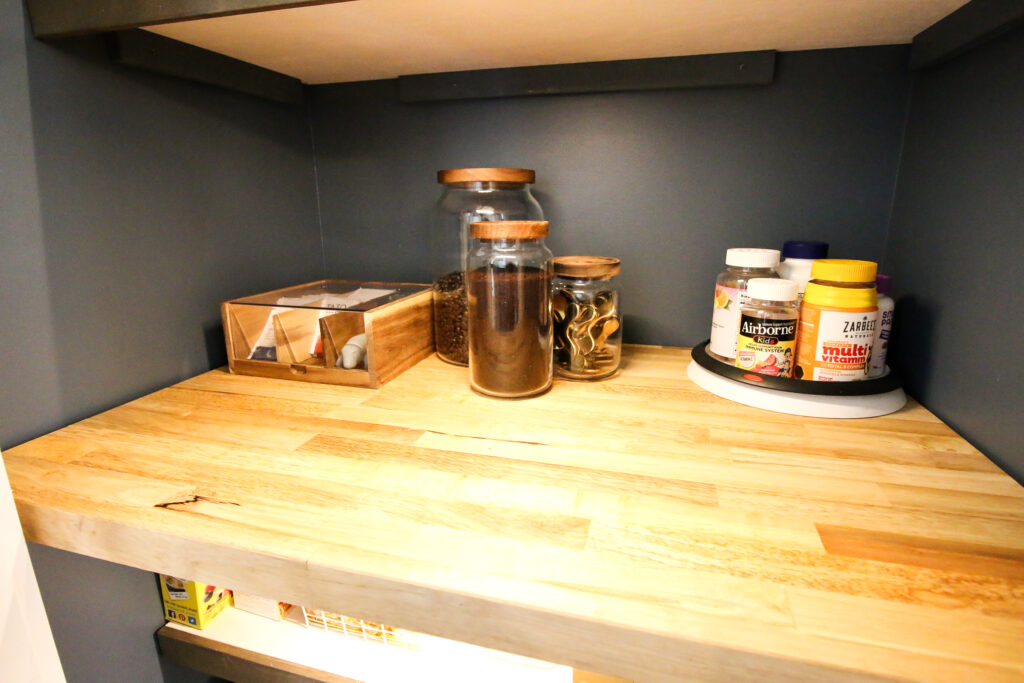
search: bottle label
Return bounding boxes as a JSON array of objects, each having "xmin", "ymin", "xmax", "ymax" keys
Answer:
[
  {"xmin": 796, "ymin": 305, "xmax": 876, "ymax": 381},
  {"xmin": 868, "ymin": 307, "xmax": 893, "ymax": 376},
  {"xmin": 736, "ymin": 315, "xmax": 797, "ymax": 377},
  {"xmin": 709, "ymin": 285, "xmax": 748, "ymax": 358},
  {"xmin": 164, "ymin": 576, "xmax": 190, "ymax": 601}
]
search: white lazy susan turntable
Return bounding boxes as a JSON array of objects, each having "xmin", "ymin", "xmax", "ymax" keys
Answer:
[{"xmin": 687, "ymin": 341, "xmax": 907, "ymax": 418}]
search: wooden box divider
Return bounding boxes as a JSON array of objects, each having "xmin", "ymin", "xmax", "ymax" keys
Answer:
[
  {"xmin": 320, "ymin": 311, "xmax": 365, "ymax": 370},
  {"xmin": 273, "ymin": 308, "xmax": 322, "ymax": 365}
]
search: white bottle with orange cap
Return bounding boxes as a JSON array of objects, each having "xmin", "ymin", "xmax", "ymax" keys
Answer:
[
  {"xmin": 794, "ymin": 259, "xmax": 878, "ymax": 381},
  {"xmin": 709, "ymin": 248, "xmax": 781, "ymax": 363}
]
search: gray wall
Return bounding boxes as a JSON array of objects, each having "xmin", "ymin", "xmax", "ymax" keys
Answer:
[
  {"xmin": 1, "ymin": 21, "xmax": 323, "ymax": 449},
  {"xmin": 885, "ymin": 25, "xmax": 1024, "ymax": 481},
  {"xmin": 0, "ymin": 0, "xmax": 321, "ymax": 679},
  {"xmin": 27, "ymin": 544, "xmax": 216, "ymax": 683},
  {"xmin": 0, "ymin": 0, "xmax": 64, "ymax": 454},
  {"xmin": 310, "ymin": 46, "xmax": 911, "ymax": 346}
]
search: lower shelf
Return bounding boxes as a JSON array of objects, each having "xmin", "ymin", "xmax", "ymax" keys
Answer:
[{"xmin": 158, "ymin": 606, "xmax": 623, "ymax": 683}]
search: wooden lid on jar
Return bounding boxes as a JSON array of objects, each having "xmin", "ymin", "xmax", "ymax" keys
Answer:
[
  {"xmin": 552, "ymin": 256, "xmax": 621, "ymax": 279},
  {"xmin": 470, "ymin": 220, "xmax": 548, "ymax": 239},
  {"xmin": 437, "ymin": 168, "xmax": 535, "ymax": 184}
]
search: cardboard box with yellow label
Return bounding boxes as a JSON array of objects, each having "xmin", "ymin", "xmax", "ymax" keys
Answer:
[{"xmin": 159, "ymin": 575, "xmax": 231, "ymax": 629}]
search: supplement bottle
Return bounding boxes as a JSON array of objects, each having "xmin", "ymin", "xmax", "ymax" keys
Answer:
[
  {"xmin": 868, "ymin": 274, "xmax": 895, "ymax": 378},
  {"xmin": 777, "ymin": 240, "xmax": 828, "ymax": 303},
  {"xmin": 795, "ymin": 260, "xmax": 878, "ymax": 381},
  {"xmin": 709, "ymin": 248, "xmax": 780, "ymax": 364},
  {"xmin": 466, "ymin": 220, "xmax": 553, "ymax": 398},
  {"xmin": 735, "ymin": 278, "xmax": 799, "ymax": 378}
]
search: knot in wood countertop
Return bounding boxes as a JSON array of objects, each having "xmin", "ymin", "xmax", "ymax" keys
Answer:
[{"xmin": 5, "ymin": 345, "xmax": 1023, "ymax": 682}]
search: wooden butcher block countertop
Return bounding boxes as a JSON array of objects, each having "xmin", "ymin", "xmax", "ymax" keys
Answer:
[{"xmin": 5, "ymin": 345, "xmax": 1024, "ymax": 682}]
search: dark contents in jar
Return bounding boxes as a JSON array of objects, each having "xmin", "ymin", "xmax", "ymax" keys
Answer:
[
  {"xmin": 433, "ymin": 271, "xmax": 468, "ymax": 365},
  {"xmin": 467, "ymin": 266, "xmax": 552, "ymax": 396}
]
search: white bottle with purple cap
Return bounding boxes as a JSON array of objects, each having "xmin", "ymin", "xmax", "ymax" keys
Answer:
[
  {"xmin": 868, "ymin": 274, "xmax": 895, "ymax": 378},
  {"xmin": 777, "ymin": 240, "xmax": 829, "ymax": 303}
]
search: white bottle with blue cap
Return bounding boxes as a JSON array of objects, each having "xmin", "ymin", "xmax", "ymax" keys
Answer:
[{"xmin": 777, "ymin": 241, "xmax": 829, "ymax": 303}]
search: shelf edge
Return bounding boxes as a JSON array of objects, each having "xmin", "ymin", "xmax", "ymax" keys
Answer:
[
  {"xmin": 397, "ymin": 51, "xmax": 776, "ymax": 102},
  {"xmin": 26, "ymin": 0, "xmax": 354, "ymax": 39},
  {"xmin": 912, "ymin": 0, "xmax": 1024, "ymax": 69}
]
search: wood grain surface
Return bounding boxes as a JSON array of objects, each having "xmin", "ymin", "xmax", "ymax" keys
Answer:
[{"xmin": 4, "ymin": 346, "xmax": 1022, "ymax": 682}]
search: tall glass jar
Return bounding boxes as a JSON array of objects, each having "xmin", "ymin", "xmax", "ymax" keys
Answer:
[
  {"xmin": 551, "ymin": 256, "xmax": 622, "ymax": 380},
  {"xmin": 466, "ymin": 221, "xmax": 553, "ymax": 398},
  {"xmin": 431, "ymin": 168, "xmax": 544, "ymax": 366}
]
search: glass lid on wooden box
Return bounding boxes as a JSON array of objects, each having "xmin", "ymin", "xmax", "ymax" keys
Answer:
[{"xmin": 230, "ymin": 280, "xmax": 430, "ymax": 312}]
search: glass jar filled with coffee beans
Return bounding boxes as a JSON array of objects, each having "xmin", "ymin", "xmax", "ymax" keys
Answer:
[
  {"xmin": 551, "ymin": 256, "xmax": 622, "ymax": 380},
  {"xmin": 467, "ymin": 221, "xmax": 553, "ymax": 398},
  {"xmin": 431, "ymin": 168, "xmax": 544, "ymax": 365}
]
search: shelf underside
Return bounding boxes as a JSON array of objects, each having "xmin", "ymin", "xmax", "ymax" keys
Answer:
[
  {"xmin": 140, "ymin": 0, "xmax": 969, "ymax": 84},
  {"xmin": 31, "ymin": 0, "xmax": 1024, "ymax": 103}
]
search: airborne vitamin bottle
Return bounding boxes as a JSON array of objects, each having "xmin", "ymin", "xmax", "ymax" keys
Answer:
[
  {"xmin": 735, "ymin": 278, "xmax": 799, "ymax": 378},
  {"xmin": 794, "ymin": 260, "xmax": 878, "ymax": 381}
]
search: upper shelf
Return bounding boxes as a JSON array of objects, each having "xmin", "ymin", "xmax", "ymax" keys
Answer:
[{"xmin": 31, "ymin": 0, "xmax": 969, "ymax": 84}]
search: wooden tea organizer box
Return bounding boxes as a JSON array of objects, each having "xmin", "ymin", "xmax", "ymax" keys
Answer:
[{"xmin": 222, "ymin": 280, "xmax": 433, "ymax": 388}]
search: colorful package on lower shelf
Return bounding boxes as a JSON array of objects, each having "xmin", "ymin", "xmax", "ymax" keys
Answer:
[
  {"xmin": 301, "ymin": 606, "xmax": 414, "ymax": 649},
  {"xmin": 159, "ymin": 575, "xmax": 232, "ymax": 629}
]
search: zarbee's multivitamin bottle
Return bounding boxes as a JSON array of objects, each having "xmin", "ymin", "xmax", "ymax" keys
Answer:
[{"xmin": 795, "ymin": 259, "xmax": 877, "ymax": 381}]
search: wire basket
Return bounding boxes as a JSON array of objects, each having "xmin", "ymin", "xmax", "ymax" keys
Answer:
[{"xmin": 301, "ymin": 607, "xmax": 414, "ymax": 650}]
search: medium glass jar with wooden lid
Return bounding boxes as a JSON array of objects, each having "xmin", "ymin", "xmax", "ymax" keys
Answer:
[
  {"xmin": 431, "ymin": 168, "xmax": 544, "ymax": 366},
  {"xmin": 551, "ymin": 256, "xmax": 622, "ymax": 380},
  {"xmin": 466, "ymin": 220, "xmax": 553, "ymax": 398}
]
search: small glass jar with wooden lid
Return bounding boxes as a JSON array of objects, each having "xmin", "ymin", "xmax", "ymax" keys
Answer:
[{"xmin": 551, "ymin": 256, "xmax": 622, "ymax": 380}]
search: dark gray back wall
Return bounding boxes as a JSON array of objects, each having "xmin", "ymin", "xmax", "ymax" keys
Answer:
[
  {"xmin": 311, "ymin": 46, "xmax": 910, "ymax": 346},
  {"xmin": 0, "ymin": 0, "xmax": 64, "ymax": 450},
  {"xmin": 1, "ymin": 1, "xmax": 320, "ymax": 680},
  {"xmin": 1, "ymin": 19, "xmax": 323, "ymax": 450},
  {"xmin": 27, "ymin": 544, "xmax": 215, "ymax": 683},
  {"xmin": 885, "ymin": 26, "xmax": 1024, "ymax": 480}
]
